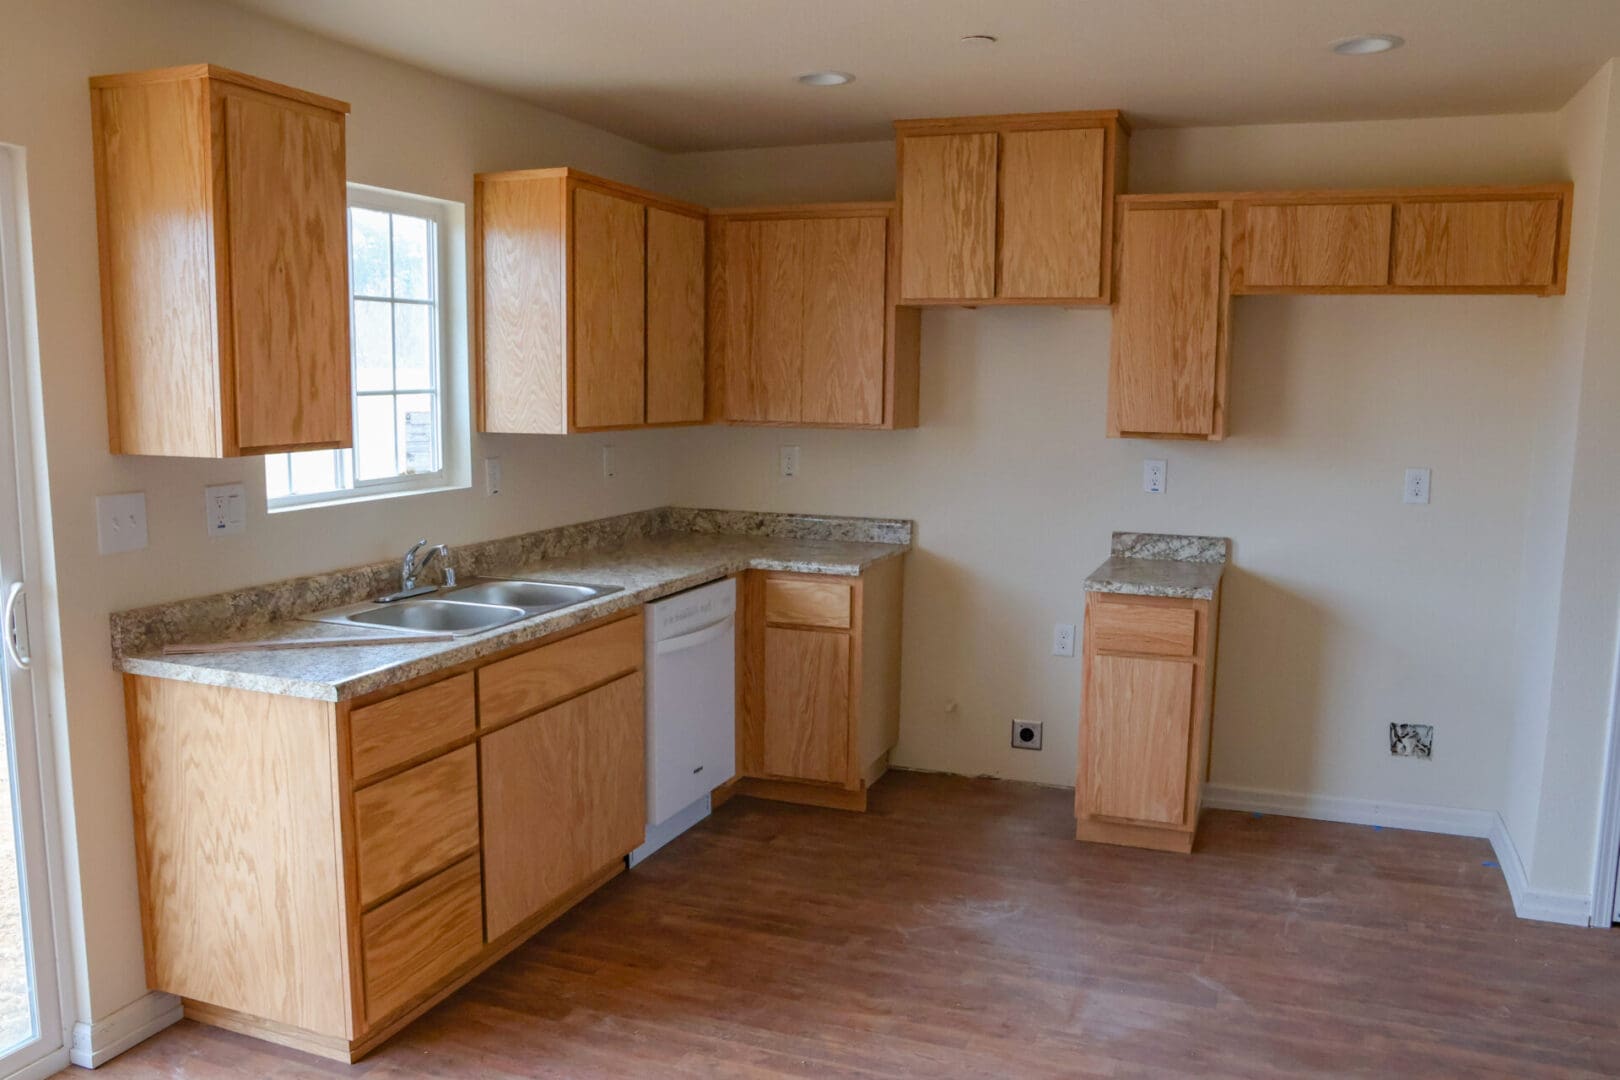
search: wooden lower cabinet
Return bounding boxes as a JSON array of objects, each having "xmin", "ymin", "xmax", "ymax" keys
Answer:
[
  {"xmin": 123, "ymin": 610, "xmax": 646, "ymax": 1062},
  {"xmin": 734, "ymin": 557, "xmax": 905, "ymax": 811},
  {"xmin": 1076, "ymin": 591, "xmax": 1221, "ymax": 853}
]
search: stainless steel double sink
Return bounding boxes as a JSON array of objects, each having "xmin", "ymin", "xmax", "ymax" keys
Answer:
[{"xmin": 304, "ymin": 577, "xmax": 622, "ymax": 637}]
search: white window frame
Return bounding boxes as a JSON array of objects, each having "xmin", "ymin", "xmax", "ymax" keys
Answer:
[{"xmin": 266, "ymin": 184, "xmax": 470, "ymax": 511}]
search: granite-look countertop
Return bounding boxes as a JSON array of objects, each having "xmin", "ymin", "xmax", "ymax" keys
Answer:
[
  {"xmin": 113, "ymin": 509, "xmax": 909, "ymax": 702},
  {"xmin": 1083, "ymin": 531, "xmax": 1229, "ymax": 600}
]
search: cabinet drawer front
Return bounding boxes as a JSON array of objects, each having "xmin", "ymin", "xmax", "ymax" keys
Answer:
[
  {"xmin": 354, "ymin": 746, "xmax": 479, "ymax": 907},
  {"xmin": 477, "ymin": 614, "xmax": 643, "ymax": 728},
  {"xmin": 350, "ymin": 673, "xmax": 475, "ymax": 784},
  {"xmin": 361, "ymin": 853, "xmax": 483, "ymax": 1025},
  {"xmin": 1083, "ymin": 655, "xmax": 1194, "ymax": 826},
  {"xmin": 1241, "ymin": 202, "xmax": 1392, "ymax": 288},
  {"xmin": 764, "ymin": 579, "xmax": 852, "ymax": 629},
  {"xmin": 1392, "ymin": 199, "xmax": 1560, "ymax": 288},
  {"xmin": 1090, "ymin": 602, "xmax": 1197, "ymax": 657}
]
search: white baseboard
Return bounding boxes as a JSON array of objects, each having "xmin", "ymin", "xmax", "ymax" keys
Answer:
[
  {"xmin": 1203, "ymin": 783, "xmax": 1592, "ymax": 927},
  {"xmin": 69, "ymin": 990, "xmax": 182, "ymax": 1069}
]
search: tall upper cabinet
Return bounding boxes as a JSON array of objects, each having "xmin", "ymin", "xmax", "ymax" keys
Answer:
[
  {"xmin": 707, "ymin": 203, "xmax": 919, "ymax": 429},
  {"xmin": 91, "ymin": 65, "xmax": 352, "ymax": 457},
  {"xmin": 894, "ymin": 111, "xmax": 1129, "ymax": 305},
  {"xmin": 475, "ymin": 168, "xmax": 707, "ymax": 434}
]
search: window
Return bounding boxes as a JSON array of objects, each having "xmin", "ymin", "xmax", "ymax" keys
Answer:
[{"xmin": 266, "ymin": 185, "xmax": 467, "ymax": 509}]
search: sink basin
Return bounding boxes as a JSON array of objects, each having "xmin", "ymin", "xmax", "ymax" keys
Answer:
[
  {"xmin": 443, "ymin": 579, "xmax": 619, "ymax": 612},
  {"xmin": 342, "ymin": 599, "xmax": 525, "ymax": 635}
]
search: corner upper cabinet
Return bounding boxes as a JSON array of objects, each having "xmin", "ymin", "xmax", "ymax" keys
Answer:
[
  {"xmin": 1108, "ymin": 199, "xmax": 1231, "ymax": 440},
  {"xmin": 894, "ymin": 112, "xmax": 1128, "ymax": 305},
  {"xmin": 707, "ymin": 204, "xmax": 919, "ymax": 428},
  {"xmin": 90, "ymin": 65, "xmax": 352, "ymax": 457},
  {"xmin": 475, "ymin": 168, "xmax": 706, "ymax": 433}
]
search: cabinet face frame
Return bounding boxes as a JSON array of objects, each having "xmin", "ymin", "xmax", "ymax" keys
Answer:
[
  {"xmin": 90, "ymin": 65, "xmax": 353, "ymax": 457},
  {"xmin": 706, "ymin": 202, "xmax": 919, "ymax": 430},
  {"xmin": 893, "ymin": 110, "xmax": 1129, "ymax": 307},
  {"xmin": 473, "ymin": 167, "xmax": 707, "ymax": 434}
]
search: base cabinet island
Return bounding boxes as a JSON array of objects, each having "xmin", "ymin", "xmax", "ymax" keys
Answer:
[{"xmin": 113, "ymin": 507, "xmax": 911, "ymax": 1062}]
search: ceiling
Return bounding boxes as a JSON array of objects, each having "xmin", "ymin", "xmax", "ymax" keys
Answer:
[{"xmin": 223, "ymin": 0, "xmax": 1620, "ymax": 152}]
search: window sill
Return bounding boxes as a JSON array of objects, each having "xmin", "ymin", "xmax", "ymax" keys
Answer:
[{"xmin": 267, "ymin": 478, "xmax": 470, "ymax": 514}]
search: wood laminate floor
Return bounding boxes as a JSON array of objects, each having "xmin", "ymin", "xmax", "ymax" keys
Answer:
[{"xmin": 67, "ymin": 771, "xmax": 1620, "ymax": 1078}]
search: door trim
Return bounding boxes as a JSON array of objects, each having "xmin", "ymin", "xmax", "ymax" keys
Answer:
[{"xmin": 1587, "ymin": 609, "xmax": 1620, "ymax": 927}]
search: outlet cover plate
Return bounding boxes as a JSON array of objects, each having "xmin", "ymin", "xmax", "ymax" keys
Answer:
[
  {"xmin": 1389, "ymin": 723, "xmax": 1434, "ymax": 759},
  {"xmin": 1053, "ymin": 623, "xmax": 1075, "ymax": 657},
  {"xmin": 204, "ymin": 483, "xmax": 246, "ymax": 537},
  {"xmin": 1011, "ymin": 719, "xmax": 1043, "ymax": 750}
]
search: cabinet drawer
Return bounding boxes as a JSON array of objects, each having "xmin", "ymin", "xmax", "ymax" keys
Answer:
[
  {"xmin": 764, "ymin": 579, "xmax": 851, "ymax": 629},
  {"xmin": 361, "ymin": 853, "xmax": 483, "ymax": 1025},
  {"xmin": 350, "ymin": 673, "xmax": 475, "ymax": 784},
  {"xmin": 477, "ymin": 614, "xmax": 643, "ymax": 728},
  {"xmin": 354, "ymin": 746, "xmax": 479, "ymax": 907},
  {"xmin": 1089, "ymin": 601, "xmax": 1197, "ymax": 658}
]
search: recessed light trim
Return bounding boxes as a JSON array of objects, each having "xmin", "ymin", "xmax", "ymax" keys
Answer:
[
  {"xmin": 1331, "ymin": 34, "xmax": 1404, "ymax": 55},
  {"xmin": 960, "ymin": 34, "xmax": 998, "ymax": 45},
  {"xmin": 797, "ymin": 70, "xmax": 855, "ymax": 87}
]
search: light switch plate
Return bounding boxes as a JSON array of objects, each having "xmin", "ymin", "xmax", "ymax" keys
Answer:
[
  {"xmin": 780, "ymin": 445, "xmax": 800, "ymax": 479},
  {"xmin": 96, "ymin": 492, "xmax": 148, "ymax": 554},
  {"xmin": 483, "ymin": 457, "xmax": 502, "ymax": 496},
  {"xmin": 204, "ymin": 483, "xmax": 246, "ymax": 537},
  {"xmin": 1143, "ymin": 459, "xmax": 1167, "ymax": 494}
]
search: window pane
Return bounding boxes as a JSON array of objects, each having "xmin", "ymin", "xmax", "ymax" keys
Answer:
[
  {"xmin": 355, "ymin": 396, "xmax": 396, "ymax": 481},
  {"xmin": 264, "ymin": 454, "xmax": 291, "ymax": 500},
  {"xmin": 289, "ymin": 450, "xmax": 344, "ymax": 495},
  {"xmin": 350, "ymin": 208, "xmax": 391, "ymax": 296},
  {"xmin": 397, "ymin": 394, "xmax": 437, "ymax": 475},
  {"xmin": 353, "ymin": 301, "xmax": 394, "ymax": 392},
  {"xmin": 393, "ymin": 303, "xmax": 433, "ymax": 391},
  {"xmin": 391, "ymin": 215, "xmax": 431, "ymax": 301}
]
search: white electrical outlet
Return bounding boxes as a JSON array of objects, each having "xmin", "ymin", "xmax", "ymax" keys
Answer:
[
  {"xmin": 96, "ymin": 492, "xmax": 148, "ymax": 555},
  {"xmin": 602, "ymin": 445, "xmax": 617, "ymax": 480},
  {"xmin": 780, "ymin": 445, "xmax": 800, "ymax": 479},
  {"xmin": 1052, "ymin": 623, "xmax": 1075, "ymax": 657},
  {"xmin": 483, "ymin": 457, "xmax": 502, "ymax": 496},
  {"xmin": 1403, "ymin": 467, "xmax": 1431, "ymax": 505},
  {"xmin": 1143, "ymin": 459, "xmax": 1167, "ymax": 494},
  {"xmin": 204, "ymin": 483, "xmax": 246, "ymax": 537}
]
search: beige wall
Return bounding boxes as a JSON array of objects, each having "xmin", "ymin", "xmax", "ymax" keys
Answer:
[
  {"xmin": 661, "ymin": 118, "xmax": 1567, "ymax": 811},
  {"xmin": 0, "ymin": 0, "xmax": 684, "ymax": 1023}
]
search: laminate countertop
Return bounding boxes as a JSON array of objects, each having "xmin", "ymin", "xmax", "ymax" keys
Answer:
[
  {"xmin": 111, "ymin": 509, "xmax": 909, "ymax": 702},
  {"xmin": 1083, "ymin": 530, "xmax": 1230, "ymax": 601}
]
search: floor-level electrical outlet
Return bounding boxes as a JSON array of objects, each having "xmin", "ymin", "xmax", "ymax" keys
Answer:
[
  {"xmin": 1389, "ymin": 723, "xmax": 1434, "ymax": 759},
  {"xmin": 1011, "ymin": 719, "xmax": 1043, "ymax": 750}
]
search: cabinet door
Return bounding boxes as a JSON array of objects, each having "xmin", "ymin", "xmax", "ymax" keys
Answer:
[
  {"xmin": 722, "ymin": 219, "xmax": 805, "ymax": 422},
  {"xmin": 998, "ymin": 128, "xmax": 1105, "ymax": 299},
  {"xmin": 802, "ymin": 216, "xmax": 886, "ymax": 425},
  {"xmin": 480, "ymin": 673, "xmax": 644, "ymax": 941},
  {"xmin": 571, "ymin": 186, "xmax": 645, "ymax": 428},
  {"xmin": 1241, "ymin": 203, "xmax": 1392, "ymax": 289},
  {"xmin": 1108, "ymin": 206, "xmax": 1226, "ymax": 438},
  {"xmin": 762, "ymin": 627, "xmax": 849, "ymax": 783},
  {"xmin": 222, "ymin": 91, "xmax": 350, "ymax": 453},
  {"xmin": 1083, "ymin": 655, "xmax": 1194, "ymax": 826},
  {"xmin": 645, "ymin": 207, "xmax": 706, "ymax": 424},
  {"xmin": 1391, "ymin": 198, "xmax": 1560, "ymax": 288},
  {"xmin": 899, "ymin": 132, "xmax": 997, "ymax": 301},
  {"xmin": 477, "ymin": 175, "xmax": 568, "ymax": 434}
]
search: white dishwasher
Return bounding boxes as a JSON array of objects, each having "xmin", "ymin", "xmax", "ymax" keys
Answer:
[{"xmin": 628, "ymin": 576, "xmax": 737, "ymax": 867}]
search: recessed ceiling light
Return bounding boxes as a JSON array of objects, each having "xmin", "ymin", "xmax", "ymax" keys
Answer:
[
  {"xmin": 960, "ymin": 34, "xmax": 998, "ymax": 46},
  {"xmin": 797, "ymin": 71, "xmax": 854, "ymax": 87},
  {"xmin": 1331, "ymin": 34, "xmax": 1404, "ymax": 55}
]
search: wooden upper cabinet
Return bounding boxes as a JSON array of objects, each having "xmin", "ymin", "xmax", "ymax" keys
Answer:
[
  {"xmin": 91, "ymin": 65, "xmax": 352, "ymax": 457},
  {"xmin": 895, "ymin": 112, "xmax": 1126, "ymax": 305},
  {"xmin": 1237, "ymin": 201, "xmax": 1392, "ymax": 289},
  {"xmin": 1108, "ymin": 202, "xmax": 1228, "ymax": 440},
  {"xmin": 708, "ymin": 204, "xmax": 918, "ymax": 429},
  {"xmin": 475, "ymin": 168, "xmax": 705, "ymax": 434},
  {"xmin": 1392, "ymin": 196, "xmax": 1563, "ymax": 290},
  {"xmin": 645, "ymin": 207, "xmax": 707, "ymax": 424}
]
